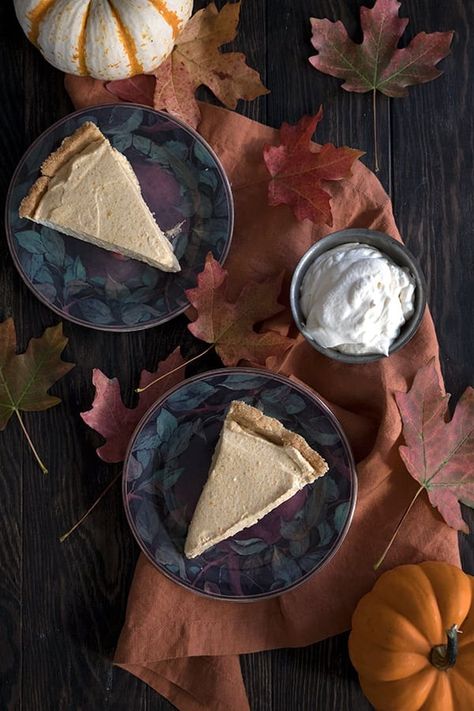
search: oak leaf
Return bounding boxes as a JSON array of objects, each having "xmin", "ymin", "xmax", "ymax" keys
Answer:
[
  {"xmin": 396, "ymin": 359, "xmax": 474, "ymax": 532},
  {"xmin": 263, "ymin": 108, "xmax": 364, "ymax": 225},
  {"xmin": 0, "ymin": 319, "xmax": 74, "ymax": 473},
  {"xmin": 309, "ymin": 0, "xmax": 453, "ymax": 98},
  {"xmin": 152, "ymin": 1, "xmax": 269, "ymax": 128},
  {"xmin": 185, "ymin": 253, "xmax": 293, "ymax": 367},
  {"xmin": 81, "ymin": 348, "xmax": 185, "ymax": 464}
]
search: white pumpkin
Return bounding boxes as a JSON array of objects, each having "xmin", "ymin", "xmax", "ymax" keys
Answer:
[{"xmin": 14, "ymin": 0, "xmax": 193, "ymax": 81}]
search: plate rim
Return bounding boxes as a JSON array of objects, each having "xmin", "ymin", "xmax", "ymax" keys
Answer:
[
  {"xmin": 122, "ymin": 366, "xmax": 358, "ymax": 602},
  {"xmin": 5, "ymin": 102, "xmax": 234, "ymax": 332}
]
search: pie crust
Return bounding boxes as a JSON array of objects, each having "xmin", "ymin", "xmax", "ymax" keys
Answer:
[
  {"xmin": 19, "ymin": 122, "xmax": 104, "ymax": 219},
  {"xmin": 184, "ymin": 400, "xmax": 329, "ymax": 558},
  {"xmin": 227, "ymin": 401, "xmax": 328, "ymax": 476}
]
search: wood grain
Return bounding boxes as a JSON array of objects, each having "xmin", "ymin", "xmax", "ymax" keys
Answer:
[{"xmin": 0, "ymin": 1, "xmax": 472, "ymax": 710}]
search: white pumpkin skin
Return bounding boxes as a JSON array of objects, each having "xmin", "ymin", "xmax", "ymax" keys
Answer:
[{"xmin": 13, "ymin": 0, "xmax": 193, "ymax": 80}]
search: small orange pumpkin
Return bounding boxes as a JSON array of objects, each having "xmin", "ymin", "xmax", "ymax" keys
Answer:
[{"xmin": 349, "ymin": 562, "xmax": 474, "ymax": 711}]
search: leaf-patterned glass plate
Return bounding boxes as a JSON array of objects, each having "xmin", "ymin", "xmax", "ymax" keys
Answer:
[
  {"xmin": 5, "ymin": 104, "xmax": 233, "ymax": 331},
  {"xmin": 123, "ymin": 368, "xmax": 357, "ymax": 601}
]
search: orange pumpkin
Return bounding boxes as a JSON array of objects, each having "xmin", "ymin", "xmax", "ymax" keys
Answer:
[{"xmin": 349, "ymin": 562, "xmax": 474, "ymax": 711}]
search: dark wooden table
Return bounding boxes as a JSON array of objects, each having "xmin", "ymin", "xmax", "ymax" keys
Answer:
[{"xmin": 1, "ymin": 1, "xmax": 473, "ymax": 709}]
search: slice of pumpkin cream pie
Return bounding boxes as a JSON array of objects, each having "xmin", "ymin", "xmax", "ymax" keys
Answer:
[
  {"xmin": 19, "ymin": 121, "xmax": 180, "ymax": 272},
  {"xmin": 185, "ymin": 400, "xmax": 328, "ymax": 558}
]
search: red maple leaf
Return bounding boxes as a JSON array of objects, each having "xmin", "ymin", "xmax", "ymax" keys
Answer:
[
  {"xmin": 309, "ymin": 0, "xmax": 453, "ymax": 98},
  {"xmin": 81, "ymin": 348, "xmax": 185, "ymax": 463},
  {"xmin": 263, "ymin": 108, "xmax": 363, "ymax": 226},
  {"xmin": 396, "ymin": 359, "xmax": 474, "ymax": 532},
  {"xmin": 375, "ymin": 359, "xmax": 473, "ymax": 569},
  {"xmin": 185, "ymin": 253, "xmax": 293, "ymax": 366}
]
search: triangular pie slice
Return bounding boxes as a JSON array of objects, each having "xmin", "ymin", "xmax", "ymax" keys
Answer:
[
  {"xmin": 184, "ymin": 400, "xmax": 328, "ymax": 558},
  {"xmin": 19, "ymin": 122, "xmax": 180, "ymax": 272}
]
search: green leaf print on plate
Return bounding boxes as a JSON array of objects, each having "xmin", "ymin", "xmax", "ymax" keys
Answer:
[
  {"xmin": 6, "ymin": 104, "xmax": 233, "ymax": 331},
  {"xmin": 124, "ymin": 368, "xmax": 357, "ymax": 601}
]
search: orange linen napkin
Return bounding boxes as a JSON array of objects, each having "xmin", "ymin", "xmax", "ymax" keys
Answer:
[{"xmin": 66, "ymin": 77, "xmax": 460, "ymax": 711}]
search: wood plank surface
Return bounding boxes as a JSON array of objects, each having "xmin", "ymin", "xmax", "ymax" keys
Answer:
[{"xmin": 0, "ymin": 1, "xmax": 472, "ymax": 710}]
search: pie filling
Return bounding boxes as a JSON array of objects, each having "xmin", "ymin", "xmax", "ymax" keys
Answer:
[
  {"xmin": 184, "ymin": 401, "xmax": 328, "ymax": 558},
  {"xmin": 19, "ymin": 122, "xmax": 180, "ymax": 273}
]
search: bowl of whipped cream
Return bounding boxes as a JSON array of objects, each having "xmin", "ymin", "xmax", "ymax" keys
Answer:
[{"xmin": 290, "ymin": 229, "xmax": 427, "ymax": 364}]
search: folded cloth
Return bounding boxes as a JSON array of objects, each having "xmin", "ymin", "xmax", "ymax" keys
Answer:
[{"xmin": 66, "ymin": 76, "xmax": 460, "ymax": 711}]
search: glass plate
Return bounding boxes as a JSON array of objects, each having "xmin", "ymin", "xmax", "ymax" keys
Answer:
[
  {"xmin": 123, "ymin": 368, "xmax": 357, "ymax": 601},
  {"xmin": 5, "ymin": 104, "xmax": 233, "ymax": 331}
]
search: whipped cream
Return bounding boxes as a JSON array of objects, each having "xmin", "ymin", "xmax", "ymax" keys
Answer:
[{"xmin": 300, "ymin": 243, "xmax": 416, "ymax": 356}]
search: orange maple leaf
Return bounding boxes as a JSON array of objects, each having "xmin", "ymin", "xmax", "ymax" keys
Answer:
[{"xmin": 153, "ymin": 1, "xmax": 269, "ymax": 128}]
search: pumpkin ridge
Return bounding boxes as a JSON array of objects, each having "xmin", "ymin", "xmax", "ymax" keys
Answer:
[
  {"xmin": 148, "ymin": 0, "xmax": 180, "ymax": 40},
  {"xmin": 27, "ymin": 0, "xmax": 56, "ymax": 45},
  {"xmin": 448, "ymin": 665, "xmax": 474, "ymax": 708},
  {"xmin": 371, "ymin": 566, "xmax": 444, "ymax": 642},
  {"xmin": 359, "ymin": 667, "xmax": 437, "ymax": 711},
  {"xmin": 360, "ymin": 596, "xmax": 433, "ymax": 651},
  {"xmin": 352, "ymin": 645, "xmax": 430, "ymax": 681},
  {"xmin": 419, "ymin": 562, "xmax": 473, "ymax": 644},
  {"xmin": 419, "ymin": 670, "xmax": 454, "ymax": 711},
  {"xmin": 108, "ymin": 1, "xmax": 143, "ymax": 76},
  {"xmin": 75, "ymin": 2, "xmax": 91, "ymax": 76}
]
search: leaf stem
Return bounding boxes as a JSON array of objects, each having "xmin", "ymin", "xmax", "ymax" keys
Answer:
[
  {"xmin": 59, "ymin": 471, "xmax": 122, "ymax": 543},
  {"xmin": 14, "ymin": 410, "xmax": 48, "ymax": 474},
  {"xmin": 373, "ymin": 485, "xmax": 424, "ymax": 571},
  {"xmin": 135, "ymin": 344, "xmax": 214, "ymax": 394},
  {"xmin": 373, "ymin": 88, "xmax": 380, "ymax": 173}
]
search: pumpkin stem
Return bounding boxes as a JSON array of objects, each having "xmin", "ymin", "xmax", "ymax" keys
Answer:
[{"xmin": 430, "ymin": 625, "xmax": 460, "ymax": 670}]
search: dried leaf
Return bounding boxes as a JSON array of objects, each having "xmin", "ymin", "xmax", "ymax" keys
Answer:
[
  {"xmin": 153, "ymin": 1, "xmax": 269, "ymax": 128},
  {"xmin": 107, "ymin": 75, "xmax": 155, "ymax": 105},
  {"xmin": 153, "ymin": 58, "xmax": 201, "ymax": 129},
  {"xmin": 0, "ymin": 319, "xmax": 74, "ymax": 472},
  {"xmin": 396, "ymin": 359, "xmax": 474, "ymax": 532},
  {"xmin": 185, "ymin": 253, "xmax": 292, "ymax": 366},
  {"xmin": 263, "ymin": 108, "xmax": 364, "ymax": 225},
  {"xmin": 309, "ymin": 0, "xmax": 453, "ymax": 98},
  {"xmin": 81, "ymin": 348, "xmax": 185, "ymax": 463}
]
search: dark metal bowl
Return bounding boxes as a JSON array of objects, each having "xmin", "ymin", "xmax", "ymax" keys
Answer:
[{"xmin": 290, "ymin": 229, "xmax": 427, "ymax": 364}]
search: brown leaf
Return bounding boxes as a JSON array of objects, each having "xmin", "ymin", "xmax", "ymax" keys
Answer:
[
  {"xmin": 153, "ymin": 57, "xmax": 201, "ymax": 128},
  {"xmin": 263, "ymin": 109, "xmax": 364, "ymax": 225},
  {"xmin": 0, "ymin": 319, "xmax": 74, "ymax": 472},
  {"xmin": 107, "ymin": 74, "xmax": 155, "ymax": 105},
  {"xmin": 396, "ymin": 359, "xmax": 474, "ymax": 532},
  {"xmin": 309, "ymin": 0, "xmax": 453, "ymax": 98},
  {"xmin": 0, "ymin": 319, "xmax": 74, "ymax": 427},
  {"xmin": 153, "ymin": 1, "xmax": 269, "ymax": 127},
  {"xmin": 81, "ymin": 348, "xmax": 185, "ymax": 463},
  {"xmin": 185, "ymin": 253, "xmax": 293, "ymax": 366}
]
